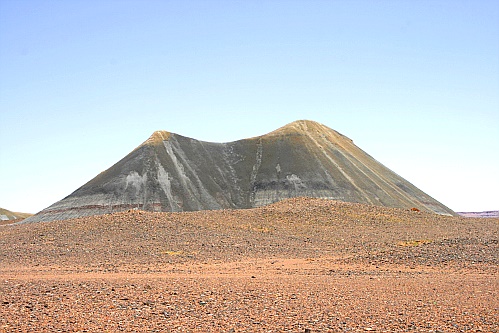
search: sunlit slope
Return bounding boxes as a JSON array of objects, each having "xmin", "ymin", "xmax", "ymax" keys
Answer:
[
  {"xmin": 23, "ymin": 120, "xmax": 455, "ymax": 223},
  {"xmin": 0, "ymin": 208, "xmax": 32, "ymax": 224}
]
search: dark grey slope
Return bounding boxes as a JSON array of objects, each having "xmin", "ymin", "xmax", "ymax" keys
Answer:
[{"xmin": 23, "ymin": 120, "xmax": 455, "ymax": 223}]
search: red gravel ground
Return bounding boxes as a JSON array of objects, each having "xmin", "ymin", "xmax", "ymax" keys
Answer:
[{"xmin": 1, "ymin": 198, "xmax": 497, "ymax": 332}]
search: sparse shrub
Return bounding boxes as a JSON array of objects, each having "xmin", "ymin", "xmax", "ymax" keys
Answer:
[{"xmin": 397, "ymin": 239, "xmax": 432, "ymax": 247}]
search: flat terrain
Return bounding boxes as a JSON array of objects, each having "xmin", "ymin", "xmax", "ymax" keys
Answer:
[{"xmin": 1, "ymin": 198, "xmax": 497, "ymax": 332}]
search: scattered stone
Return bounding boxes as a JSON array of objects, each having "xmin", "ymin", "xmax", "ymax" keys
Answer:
[{"xmin": 0, "ymin": 198, "xmax": 496, "ymax": 332}]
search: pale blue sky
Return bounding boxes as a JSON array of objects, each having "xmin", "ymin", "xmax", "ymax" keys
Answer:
[{"xmin": 1, "ymin": 0, "xmax": 498, "ymax": 213}]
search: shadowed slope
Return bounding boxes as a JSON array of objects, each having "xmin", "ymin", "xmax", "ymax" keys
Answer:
[{"xmin": 23, "ymin": 120, "xmax": 455, "ymax": 223}]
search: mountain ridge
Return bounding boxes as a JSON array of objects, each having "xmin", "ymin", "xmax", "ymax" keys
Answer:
[{"xmin": 22, "ymin": 120, "xmax": 456, "ymax": 223}]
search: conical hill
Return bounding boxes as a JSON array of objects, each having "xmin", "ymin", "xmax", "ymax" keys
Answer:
[{"xmin": 23, "ymin": 120, "xmax": 455, "ymax": 223}]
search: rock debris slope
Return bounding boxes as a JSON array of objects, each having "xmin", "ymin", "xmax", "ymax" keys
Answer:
[{"xmin": 23, "ymin": 120, "xmax": 455, "ymax": 223}]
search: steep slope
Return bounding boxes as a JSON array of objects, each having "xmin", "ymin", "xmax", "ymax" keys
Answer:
[{"xmin": 22, "ymin": 120, "xmax": 455, "ymax": 223}]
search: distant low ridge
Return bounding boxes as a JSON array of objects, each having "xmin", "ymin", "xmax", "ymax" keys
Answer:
[
  {"xmin": 22, "ymin": 120, "xmax": 456, "ymax": 223},
  {"xmin": 0, "ymin": 208, "xmax": 32, "ymax": 225},
  {"xmin": 458, "ymin": 211, "xmax": 499, "ymax": 218}
]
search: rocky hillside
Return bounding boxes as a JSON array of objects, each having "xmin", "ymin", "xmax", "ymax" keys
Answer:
[
  {"xmin": 23, "ymin": 120, "xmax": 455, "ymax": 223},
  {"xmin": 3, "ymin": 197, "xmax": 495, "ymax": 269}
]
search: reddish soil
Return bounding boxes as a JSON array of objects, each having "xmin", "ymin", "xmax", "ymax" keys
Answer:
[{"xmin": 1, "ymin": 198, "xmax": 497, "ymax": 332}]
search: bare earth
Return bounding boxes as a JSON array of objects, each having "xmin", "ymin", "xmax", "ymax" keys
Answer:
[{"xmin": 1, "ymin": 198, "xmax": 497, "ymax": 332}]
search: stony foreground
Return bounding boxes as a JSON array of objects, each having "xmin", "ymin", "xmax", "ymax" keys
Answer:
[{"xmin": 1, "ymin": 198, "xmax": 497, "ymax": 332}]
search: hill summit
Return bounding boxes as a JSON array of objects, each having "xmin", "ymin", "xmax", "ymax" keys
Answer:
[{"xmin": 23, "ymin": 120, "xmax": 455, "ymax": 223}]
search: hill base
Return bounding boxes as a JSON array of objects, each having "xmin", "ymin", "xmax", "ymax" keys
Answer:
[{"xmin": 1, "ymin": 198, "xmax": 497, "ymax": 332}]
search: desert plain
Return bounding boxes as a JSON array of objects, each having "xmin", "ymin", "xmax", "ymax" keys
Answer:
[{"xmin": 0, "ymin": 198, "xmax": 497, "ymax": 332}]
